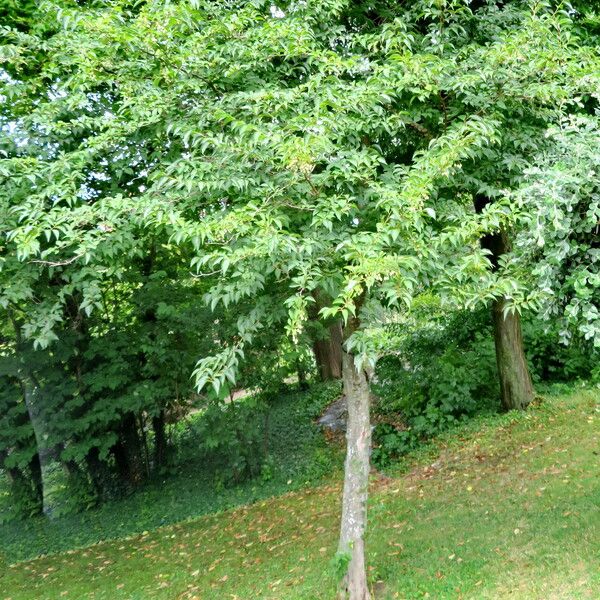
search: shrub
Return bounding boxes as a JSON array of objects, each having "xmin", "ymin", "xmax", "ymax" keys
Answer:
[
  {"xmin": 522, "ymin": 318, "xmax": 598, "ymax": 383},
  {"xmin": 371, "ymin": 309, "xmax": 498, "ymax": 467},
  {"xmin": 181, "ymin": 398, "xmax": 266, "ymax": 486}
]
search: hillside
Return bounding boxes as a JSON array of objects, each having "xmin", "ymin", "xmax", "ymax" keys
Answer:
[{"xmin": 2, "ymin": 386, "xmax": 598, "ymax": 599}]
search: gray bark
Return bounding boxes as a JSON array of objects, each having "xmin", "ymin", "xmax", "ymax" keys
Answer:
[
  {"xmin": 21, "ymin": 378, "xmax": 54, "ymax": 516},
  {"xmin": 338, "ymin": 350, "xmax": 371, "ymax": 600},
  {"xmin": 9, "ymin": 311, "xmax": 54, "ymax": 516}
]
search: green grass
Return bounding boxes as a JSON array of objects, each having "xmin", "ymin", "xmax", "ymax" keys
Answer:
[{"xmin": 1, "ymin": 385, "xmax": 599, "ymax": 599}]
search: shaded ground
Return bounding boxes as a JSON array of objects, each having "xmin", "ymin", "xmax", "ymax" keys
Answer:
[
  {"xmin": 0, "ymin": 382, "xmax": 341, "ymax": 563},
  {"xmin": 1, "ymin": 386, "xmax": 598, "ymax": 599}
]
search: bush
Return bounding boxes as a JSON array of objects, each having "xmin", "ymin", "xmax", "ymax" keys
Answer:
[
  {"xmin": 263, "ymin": 381, "xmax": 342, "ymax": 482},
  {"xmin": 189, "ymin": 398, "xmax": 266, "ymax": 485},
  {"xmin": 174, "ymin": 380, "xmax": 342, "ymax": 487},
  {"xmin": 371, "ymin": 308, "xmax": 599, "ymax": 468},
  {"xmin": 371, "ymin": 309, "xmax": 498, "ymax": 467},
  {"xmin": 523, "ymin": 318, "xmax": 598, "ymax": 383}
]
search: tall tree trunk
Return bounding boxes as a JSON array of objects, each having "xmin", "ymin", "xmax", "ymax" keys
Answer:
[
  {"xmin": 338, "ymin": 349, "xmax": 371, "ymax": 600},
  {"xmin": 475, "ymin": 195, "xmax": 534, "ymax": 411},
  {"xmin": 122, "ymin": 412, "xmax": 145, "ymax": 485},
  {"xmin": 112, "ymin": 440, "xmax": 130, "ymax": 486},
  {"xmin": 493, "ymin": 299, "xmax": 535, "ymax": 410},
  {"xmin": 21, "ymin": 381, "xmax": 55, "ymax": 515},
  {"xmin": 262, "ymin": 409, "xmax": 270, "ymax": 457},
  {"xmin": 112, "ymin": 412, "xmax": 144, "ymax": 487},
  {"xmin": 8, "ymin": 310, "xmax": 56, "ymax": 515},
  {"xmin": 313, "ymin": 321, "xmax": 343, "ymax": 381},
  {"xmin": 28, "ymin": 451, "xmax": 44, "ymax": 511}
]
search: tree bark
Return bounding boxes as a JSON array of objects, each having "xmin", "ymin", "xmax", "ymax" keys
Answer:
[
  {"xmin": 112, "ymin": 412, "xmax": 144, "ymax": 487},
  {"xmin": 28, "ymin": 451, "xmax": 44, "ymax": 511},
  {"xmin": 121, "ymin": 412, "xmax": 145, "ymax": 485},
  {"xmin": 313, "ymin": 321, "xmax": 343, "ymax": 381},
  {"xmin": 21, "ymin": 381, "xmax": 55, "ymax": 515},
  {"xmin": 8, "ymin": 312, "xmax": 55, "ymax": 516},
  {"xmin": 310, "ymin": 291, "xmax": 343, "ymax": 381},
  {"xmin": 475, "ymin": 195, "xmax": 534, "ymax": 411},
  {"xmin": 338, "ymin": 349, "xmax": 371, "ymax": 600},
  {"xmin": 492, "ymin": 299, "xmax": 535, "ymax": 410}
]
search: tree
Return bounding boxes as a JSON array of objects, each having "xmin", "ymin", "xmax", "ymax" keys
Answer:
[
  {"xmin": 512, "ymin": 116, "xmax": 600, "ymax": 350},
  {"xmin": 474, "ymin": 196, "xmax": 535, "ymax": 410},
  {"xmin": 2, "ymin": 0, "xmax": 599, "ymax": 595}
]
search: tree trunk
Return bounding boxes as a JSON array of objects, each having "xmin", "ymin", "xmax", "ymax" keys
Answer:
[
  {"xmin": 338, "ymin": 350, "xmax": 371, "ymax": 600},
  {"xmin": 475, "ymin": 195, "xmax": 534, "ymax": 411},
  {"xmin": 28, "ymin": 451, "xmax": 44, "ymax": 511},
  {"xmin": 8, "ymin": 311, "xmax": 54, "ymax": 515},
  {"xmin": 19, "ymin": 371, "xmax": 54, "ymax": 515},
  {"xmin": 492, "ymin": 299, "xmax": 534, "ymax": 411},
  {"xmin": 153, "ymin": 410, "xmax": 167, "ymax": 469},
  {"xmin": 262, "ymin": 409, "xmax": 270, "ymax": 457},
  {"xmin": 313, "ymin": 321, "xmax": 343, "ymax": 381},
  {"xmin": 113, "ymin": 412, "xmax": 145, "ymax": 487},
  {"xmin": 121, "ymin": 412, "xmax": 145, "ymax": 485},
  {"xmin": 112, "ymin": 440, "xmax": 130, "ymax": 486}
]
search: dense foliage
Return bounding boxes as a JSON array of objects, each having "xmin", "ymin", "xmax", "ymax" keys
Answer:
[
  {"xmin": 372, "ymin": 309, "xmax": 598, "ymax": 466},
  {"xmin": 0, "ymin": 381, "xmax": 341, "ymax": 559},
  {"xmin": 0, "ymin": 1, "xmax": 599, "ymax": 590}
]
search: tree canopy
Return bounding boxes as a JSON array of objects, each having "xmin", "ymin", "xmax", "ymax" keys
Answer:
[{"xmin": 1, "ymin": 0, "xmax": 599, "ymax": 596}]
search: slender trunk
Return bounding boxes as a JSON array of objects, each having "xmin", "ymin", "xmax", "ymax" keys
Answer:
[
  {"xmin": 139, "ymin": 414, "xmax": 150, "ymax": 477},
  {"xmin": 28, "ymin": 452, "xmax": 44, "ymax": 511},
  {"xmin": 152, "ymin": 410, "xmax": 167, "ymax": 469},
  {"xmin": 8, "ymin": 311, "xmax": 54, "ymax": 515},
  {"xmin": 475, "ymin": 195, "xmax": 534, "ymax": 411},
  {"xmin": 493, "ymin": 299, "xmax": 534, "ymax": 410},
  {"xmin": 262, "ymin": 410, "xmax": 270, "ymax": 457},
  {"xmin": 313, "ymin": 321, "xmax": 343, "ymax": 381},
  {"xmin": 121, "ymin": 412, "xmax": 145, "ymax": 486},
  {"xmin": 297, "ymin": 358, "xmax": 309, "ymax": 391},
  {"xmin": 18, "ymin": 366, "xmax": 54, "ymax": 515},
  {"xmin": 338, "ymin": 350, "xmax": 371, "ymax": 600}
]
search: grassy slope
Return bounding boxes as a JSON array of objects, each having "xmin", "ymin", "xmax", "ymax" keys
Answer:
[
  {"xmin": 0, "ymin": 382, "xmax": 341, "ymax": 563},
  {"xmin": 1, "ymin": 387, "xmax": 598, "ymax": 600}
]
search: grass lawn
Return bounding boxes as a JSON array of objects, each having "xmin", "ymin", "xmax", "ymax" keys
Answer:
[{"xmin": 1, "ymin": 386, "xmax": 598, "ymax": 599}]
